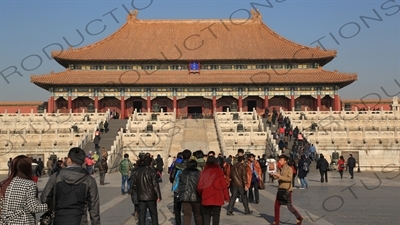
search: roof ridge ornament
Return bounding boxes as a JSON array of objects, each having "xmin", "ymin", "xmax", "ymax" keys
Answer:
[
  {"xmin": 127, "ymin": 9, "xmax": 139, "ymax": 22},
  {"xmin": 251, "ymin": 9, "xmax": 262, "ymax": 21}
]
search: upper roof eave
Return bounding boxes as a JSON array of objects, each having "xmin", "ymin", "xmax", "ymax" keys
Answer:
[{"xmin": 51, "ymin": 9, "xmax": 337, "ymax": 66}]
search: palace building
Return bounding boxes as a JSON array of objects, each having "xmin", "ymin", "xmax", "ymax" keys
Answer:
[{"xmin": 31, "ymin": 9, "xmax": 357, "ymax": 119}]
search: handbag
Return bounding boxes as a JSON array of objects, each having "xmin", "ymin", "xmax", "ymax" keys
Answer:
[
  {"xmin": 276, "ymin": 182, "xmax": 292, "ymax": 205},
  {"xmin": 258, "ymin": 180, "xmax": 265, "ymax": 190},
  {"xmin": 40, "ymin": 172, "xmax": 59, "ymax": 225}
]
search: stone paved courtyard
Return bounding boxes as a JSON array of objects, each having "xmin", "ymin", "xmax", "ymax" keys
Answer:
[{"xmin": 1, "ymin": 165, "xmax": 398, "ymax": 225}]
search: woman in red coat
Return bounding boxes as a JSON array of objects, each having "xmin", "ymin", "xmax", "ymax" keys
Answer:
[
  {"xmin": 197, "ymin": 156, "xmax": 230, "ymax": 225},
  {"xmin": 337, "ymin": 156, "xmax": 346, "ymax": 179}
]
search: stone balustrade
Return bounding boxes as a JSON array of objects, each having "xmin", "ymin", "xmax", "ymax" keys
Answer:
[
  {"xmin": 0, "ymin": 109, "xmax": 109, "ymax": 123},
  {"xmin": 218, "ymin": 119, "xmax": 262, "ymax": 132},
  {"xmin": 0, "ymin": 120, "xmax": 99, "ymax": 134},
  {"xmin": 127, "ymin": 120, "xmax": 175, "ymax": 133},
  {"xmin": 282, "ymin": 107, "xmax": 400, "ymax": 121},
  {"xmin": 214, "ymin": 108, "xmax": 270, "ymax": 157}
]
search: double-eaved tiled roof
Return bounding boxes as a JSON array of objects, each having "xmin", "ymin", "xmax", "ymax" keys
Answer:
[
  {"xmin": 52, "ymin": 10, "xmax": 336, "ymax": 67},
  {"xmin": 31, "ymin": 68, "xmax": 357, "ymax": 89}
]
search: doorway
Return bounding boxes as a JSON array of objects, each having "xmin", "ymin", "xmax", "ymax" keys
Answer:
[
  {"xmin": 247, "ymin": 100, "xmax": 257, "ymax": 112},
  {"xmin": 133, "ymin": 101, "xmax": 142, "ymax": 112},
  {"xmin": 188, "ymin": 106, "xmax": 202, "ymax": 119}
]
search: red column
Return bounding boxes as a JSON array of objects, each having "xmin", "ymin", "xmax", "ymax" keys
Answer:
[
  {"xmin": 48, "ymin": 96, "xmax": 54, "ymax": 113},
  {"xmin": 67, "ymin": 96, "xmax": 72, "ymax": 111},
  {"xmin": 120, "ymin": 96, "xmax": 125, "ymax": 119},
  {"xmin": 212, "ymin": 96, "xmax": 217, "ymax": 112},
  {"xmin": 317, "ymin": 95, "xmax": 321, "ymax": 110},
  {"xmin": 290, "ymin": 95, "xmax": 295, "ymax": 110},
  {"xmin": 334, "ymin": 94, "xmax": 340, "ymax": 111},
  {"xmin": 147, "ymin": 96, "xmax": 151, "ymax": 112},
  {"xmin": 94, "ymin": 96, "xmax": 99, "ymax": 111},
  {"xmin": 264, "ymin": 96, "xmax": 269, "ymax": 109},
  {"xmin": 238, "ymin": 96, "xmax": 243, "ymax": 110}
]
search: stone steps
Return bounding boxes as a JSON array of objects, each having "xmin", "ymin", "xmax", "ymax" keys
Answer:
[{"xmin": 83, "ymin": 119, "xmax": 128, "ymax": 155}]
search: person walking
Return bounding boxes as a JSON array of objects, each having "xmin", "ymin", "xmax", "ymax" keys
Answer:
[
  {"xmin": 178, "ymin": 160, "xmax": 202, "ymax": 225},
  {"xmin": 259, "ymin": 154, "xmax": 267, "ymax": 183},
  {"xmin": 170, "ymin": 150, "xmax": 192, "ymax": 225},
  {"xmin": 98, "ymin": 154, "xmax": 108, "ymax": 185},
  {"xmin": 0, "ymin": 155, "xmax": 48, "ymax": 224},
  {"xmin": 119, "ymin": 154, "xmax": 133, "ymax": 195},
  {"xmin": 7, "ymin": 158, "xmax": 12, "ymax": 176},
  {"xmin": 297, "ymin": 155, "xmax": 309, "ymax": 189},
  {"xmin": 93, "ymin": 135, "xmax": 101, "ymax": 153},
  {"xmin": 338, "ymin": 156, "xmax": 345, "ymax": 179},
  {"xmin": 247, "ymin": 154, "xmax": 262, "ymax": 204},
  {"xmin": 85, "ymin": 155, "xmax": 94, "ymax": 175},
  {"xmin": 155, "ymin": 154, "xmax": 164, "ymax": 176},
  {"xmin": 40, "ymin": 147, "xmax": 100, "ymax": 225},
  {"xmin": 37, "ymin": 158, "xmax": 44, "ymax": 177},
  {"xmin": 226, "ymin": 156, "xmax": 252, "ymax": 215},
  {"xmin": 197, "ymin": 156, "xmax": 230, "ymax": 225},
  {"xmin": 316, "ymin": 154, "xmax": 329, "ymax": 183},
  {"xmin": 130, "ymin": 160, "xmax": 144, "ymax": 221},
  {"xmin": 46, "ymin": 157, "xmax": 52, "ymax": 176},
  {"xmin": 270, "ymin": 155, "xmax": 303, "ymax": 225},
  {"xmin": 132, "ymin": 156, "xmax": 162, "ymax": 225},
  {"xmin": 347, "ymin": 154, "xmax": 356, "ymax": 179}
]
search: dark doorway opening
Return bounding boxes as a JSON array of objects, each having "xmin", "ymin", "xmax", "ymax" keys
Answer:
[
  {"xmin": 133, "ymin": 101, "xmax": 142, "ymax": 112},
  {"xmin": 247, "ymin": 100, "xmax": 257, "ymax": 112},
  {"xmin": 222, "ymin": 106, "xmax": 230, "ymax": 112},
  {"xmin": 160, "ymin": 106, "xmax": 167, "ymax": 112},
  {"xmin": 188, "ymin": 106, "xmax": 202, "ymax": 119}
]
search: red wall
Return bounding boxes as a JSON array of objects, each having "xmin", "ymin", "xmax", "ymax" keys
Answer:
[{"xmin": 0, "ymin": 106, "xmax": 39, "ymax": 113}]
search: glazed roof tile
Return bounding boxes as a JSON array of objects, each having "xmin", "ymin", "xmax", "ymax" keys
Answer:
[
  {"xmin": 52, "ymin": 10, "xmax": 336, "ymax": 66},
  {"xmin": 31, "ymin": 69, "xmax": 357, "ymax": 89}
]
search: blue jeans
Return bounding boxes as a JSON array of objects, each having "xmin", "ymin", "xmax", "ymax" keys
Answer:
[
  {"xmin": 300, "ymin": 177, "xmax": 308, "ymax": 188},
  {"xmin": 121, "ymin": 175, "xmax": 130, "ymax": 194}
]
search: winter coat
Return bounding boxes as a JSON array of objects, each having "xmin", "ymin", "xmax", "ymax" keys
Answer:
[
  {"xmin": 0, "ymin": 177, "xmax": 47, "ymax": 225},
  {"xmin": 274, "ymin": 164, "xmax": 293, "ymax": 191},
  {"xmin": 40, "ymin": 166, "xmax": 100, "ymax": 225},
  {"xmin": 246, "ymin": 160, "xmax": 262, "ymax": 189},
  {"xmin": 132, "ymin": 166, "xmax": 162, "ymax": 202},
  {"xmin": 97, "ymin": 158, "xmax": 108, "ymax": 173},
  {"xmin": 130, "ymin": 166, "xmax": 142, "ymax": 205},
  {"xmin": 197, "ymin": 163, "xmax": 230, "ymax": 206},
  {"xmin": 297, "ymin": 159, "xmax": 308, "ymax": 178},
  {"xmin": 347, "ymin": 157, "xmax": 356, "ymax": 168},
  {"xmin": 155, "ymin": 157, "xmax": 164, "ymax": 172},
  {"xmin": 317, "ymin": 157, "xmax": 329, "ymax": 172},
  {"xmin": 178, "ymin": 168, "xmax": 201, "ymax": 202},
  {"xmin": 338, "ymin": 159, "xmax": 345, "ymax": 171},
  {"xmin": 229, "ymin": 162, "xmax": 247, "ymax": 188},
  {"xmin": 119, "ymin": 158, "xmax": 133, "ymax": 176}
]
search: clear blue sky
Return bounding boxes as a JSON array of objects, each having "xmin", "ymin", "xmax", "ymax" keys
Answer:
[{"xmin": 0, "ymin": 0, "xmax": 399, "ymax": 102}]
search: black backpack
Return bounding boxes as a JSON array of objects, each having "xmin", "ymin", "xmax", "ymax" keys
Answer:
[{"xmin": 259, "ymin": 158, "xmax": 267, "ymax": 168}]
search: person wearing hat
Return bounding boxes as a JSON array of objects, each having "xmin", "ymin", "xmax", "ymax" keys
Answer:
[{"xmin": 40, "ymin": 147, "xmax": 100, "ymax": 225}]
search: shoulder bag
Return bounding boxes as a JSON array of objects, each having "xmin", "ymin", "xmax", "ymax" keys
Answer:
[
  {"xmin": 40, "ymin": 172, "xmax": 59, "ymax": 225},
  {"xmin": 276, "ymin": 173, "xmax": 292, "ymax": 205}
]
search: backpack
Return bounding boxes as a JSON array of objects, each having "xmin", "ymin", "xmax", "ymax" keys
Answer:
[
  {"xmin": 259, "ymin": 158, "xmax": 267, "ymax": 168},
  {"xmin": 303, "ymin": 162, "xmax": 309, "ymax": 172},
  {"xmin": 171, "ymin": 170, "xmax": 182, "ymax": 192},
  {"xmin": 292, "ymin": 165, "xmax": 297, "ymax": 175}
]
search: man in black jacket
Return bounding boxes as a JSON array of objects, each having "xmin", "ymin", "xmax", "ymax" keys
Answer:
[
  {"xmin": 316, "ymin": 154, "xmax": 329, "ymax": 183},
  {"xmin": 132, "ymin": 156, "xmax": 162, "ymax": 225},
  {"xmin": 347, "ymin": 154, "xmax": 356, "ymax": 179},
  {"xmin": 41, "ymin": 147, "xmax": 100, "ymax": 225}
]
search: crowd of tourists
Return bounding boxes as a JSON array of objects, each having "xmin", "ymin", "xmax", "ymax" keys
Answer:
[{"xmin": 0, "ymin": 108, "xmax": 358, "ymax": 225}]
